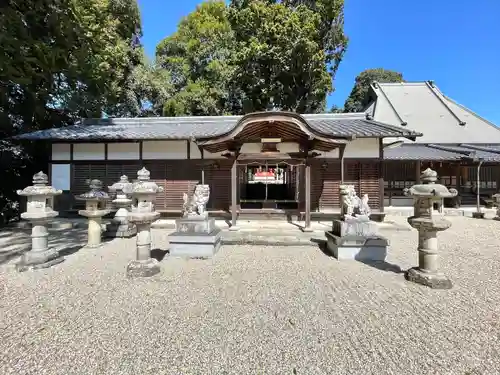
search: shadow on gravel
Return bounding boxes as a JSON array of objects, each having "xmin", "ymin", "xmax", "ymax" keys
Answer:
[
  {"xmin": 0, "ymin": 227, "xmax": 117, "ymax": 265},
  {"xmin": 310, "ymin": 238, "xmax": 330, "ymax": 256},
  {"xmin": 151, "ymin": 248, "xmax": 169, "ymax": 262},
  {"xmin": 358, "ymin": 260, "xmax": 404, "ymax": 274},
  {"xmin": 310, "ymin": 238, "xmax": 404, "ymax": 274}
]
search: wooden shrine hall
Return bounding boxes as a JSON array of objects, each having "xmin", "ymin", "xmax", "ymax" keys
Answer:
[{"xmin": 14, "ymin": 111, "xmax": 421, "ymax": 228}]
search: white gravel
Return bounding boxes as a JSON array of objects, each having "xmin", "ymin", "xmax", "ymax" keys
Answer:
[{"xmin": 1, "ymin": 215, "xmax": 500, "ymax": 375}]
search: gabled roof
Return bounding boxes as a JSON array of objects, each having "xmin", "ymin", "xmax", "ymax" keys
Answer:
[
  {"xmin": 384, "ymin": 143, "xmax": 500, "ymax": 161},
  {"xmin": 367, "ymin": 81, "xmax": 500, "ymax": 144},
  {"xmin": 13, "ymin": 112, "xmax": 421, "ymax": 142}
]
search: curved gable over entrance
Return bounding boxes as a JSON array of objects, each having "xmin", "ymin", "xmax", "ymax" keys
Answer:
[{"xmin": 196, "ymin": 111, "xmax": 348, "ymax": 153}]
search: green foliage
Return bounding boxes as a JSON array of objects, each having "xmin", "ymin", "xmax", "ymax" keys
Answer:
[
  {"xmin": 155, "ymin": 0, "xmax": 348, "ymax": 115},
  {"xmin": 0, "ymin": 0, "xmax": 144, "ymax": 223},
  {"xmin": 157, "ymin": 1, "xmax": 236, "ymax": 116},
  {"xmin": 329, "ymin": 104, "xmax": 343, "ymax": 113},
  {"xmin": 343, "ymin": 68, "xmax": 404, "ymax": 113}
]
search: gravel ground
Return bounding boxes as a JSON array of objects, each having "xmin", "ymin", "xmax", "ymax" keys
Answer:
[{"xmin": 1, "ymin": 215, "xmax": 500, "ymax": 375}]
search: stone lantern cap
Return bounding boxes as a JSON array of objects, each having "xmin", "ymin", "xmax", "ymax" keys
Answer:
[
  {"xmin": 108, "ymin": 175, "xmax": 133, "ymax": 195},
  {"xmin": 17, "ymin": 171, "xmax": 62, "ymax": 197},
  {"xmin": 76, "ymin": 179, "xmax": 110, "ymax": 201},
  {"xmin": 130, "ymin": 167, "xmax": 164, "ymax": 195},
  {"xmin": 404, "ymin": 168, "xmax": 458, "ymax": 199}
]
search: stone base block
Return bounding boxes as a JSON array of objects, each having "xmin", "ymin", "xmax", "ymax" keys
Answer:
[
  {"xmin": 325, "ymin": 231, "xmax": 388, "ymax": 261},
  {"xmin": 126, "ymin": 258, "xmax": 161, "ymax": 278},
  {"xmin": 472, "ymin": 212, "xmax": 485, "ymax": 219},
  {"xmin": 331, "ymin": 218, "xmax": 379, "ymax": 237},
  {"xmin": 104, "ymin": 224, "xmax": 137, "ymax": 238},
  {"xmin": 168, "ymin": 228, "xmax": 222, "ymax": 259},
  {"xmin": 405, "ymin": 267, "xmax": 453, "ymax": 289},
  {"xmin": 16, "ymin": 249, "xmax": 64, "ymax": 272},
  {"xmin": 176, "ymin": 217, "xmax": 215, "ymax": 234},
  {"xmin": 84, "ymin": 243, "xmax": 104, "ymax": 249}
]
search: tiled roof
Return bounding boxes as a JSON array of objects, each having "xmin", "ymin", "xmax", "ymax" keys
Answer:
[
  {"xmin": 384, "ymin": 143, "xmax": 500, "ymax": 161},
  {"xmin": 13, "ymin": 112, "xmax": 421, "ymax": 141},
  {"xmin": 369, "ymin": 81, "xmax": 500, "ymax": 144}
]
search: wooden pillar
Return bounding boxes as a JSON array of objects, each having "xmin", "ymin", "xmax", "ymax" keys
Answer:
[
  {"xmin": 378, "ymin": 139, "xmax": 384, "ymax": 212},
  {"xmin": 230, "ymin": 158, "xmax": 238, "ymax": 230},
  {"xmin": 455, "ymin": 162, "xmax": 461, "ymax": 208},
  {"xmin": 303, "ymin": 161, "xmax": 312, "ymax": 231},
  {"xmin": 339, "ymin": 145, "xmax": 346, "ymax": 183},
  {"xmin": 416, "ymin": 160, "xmax": 422, "ymax": 183},
  {"xmin": 199, "ymin": 148, "xmax": 205, "ymax": 185}
]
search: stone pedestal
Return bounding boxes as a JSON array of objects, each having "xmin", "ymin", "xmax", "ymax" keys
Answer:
[
  {"xmin": 16, "ymin": 172, "xmax": 63, "ymax": 271},
  {"xmin": 325, "ymin": 186, "xmax": 387, "ymax": 261},
  {"xmin": 83, "ymin": 215, "xmax": 106, "ymax": 248},
  {"xmin": 168, "ymin": 215, "xmax": 222, "ymax": 258},
  {"xmin": 170, "ymin": 184, "xmax": 221, "ymax": 258},
  {"xmin": 325, "ymin": 216, "xmax": 388, "ymax": 261},
  {"xmin": 126, "ymin": 220, "xmax": 160, "ymax": 278},
  {"xmin": 126, "ymin": 167, "xmax": 164, "ymax": 278},
  {"xmin": 403, "ymin": 168, "xmax": 457, "ymax": 289},
  {"xmin": 492, "ymin": 193, "xmax": 500, "ymax": 220},
  {"xmin": 77, "ymin": 180, "xmax": 111, "ymax": 248},
  {"xmin": 17, "ymin": 216, "xmax": 64, "ymax": 271}
]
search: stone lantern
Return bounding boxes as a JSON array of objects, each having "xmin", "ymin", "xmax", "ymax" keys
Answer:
[
  {"xmin": 492, "ymin": 193, "xmax": 500, "ymax": 221},
  {"xmin": 16, "ymin": 171, "xmax": 63, "ymax": 271},
  {"xmin": 77, "ymin": 179, "xmax": 111, "ymax": 248},
  {"xmin": 126, "ymin": 167, "xmax": 164, "ymax": 277},
  {"xmin": 105, "ymin": 175, "xmax": 136, "ymax": 238},
  {"xmin": 403, "ymin": 168, "xmax": 458, "ymax": 289}
]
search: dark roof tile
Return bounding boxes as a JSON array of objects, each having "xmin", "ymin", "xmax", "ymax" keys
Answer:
[{"xmin": 13, "ymin": 113, "xmax": 421, "ymax": 141}]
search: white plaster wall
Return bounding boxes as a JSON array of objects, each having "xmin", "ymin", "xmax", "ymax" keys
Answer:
[
  {"xmin": 318, "ymin": 148, "xmax": 340, "ymax": 158},
  {"xmin": 240, "ymin": 143, "xmax": 261, "ymax": 154},
  {"xmin": 384, "ymin": 197, "xmax": 414, "ymax": 207},
  {"xmin": 51, "ymin": 144, "xmax": 71, "ymax": 161},
  {"xmin": 318, "ymin": 138, "xmax": 379, "ymax": 158},
  {"xmin": 107, "ymin": 143, "xmax": 140, "ymax": 160},
  {"xmin": 277, "ymin": 142, "xmax": 300, "ymax": 153},
  {"xmin": 143, "ymin": 141, "xmax": 187, "ymax": 160},
  {"xmin": 190, "ymin": 141, "xmax": 224, "ymax": 159},
  {"xmin": 345, "ymin": 138, "xmax": 379, "ymax": 158},
  {"xmin": 50, "ymin": 164, "xmax": 71, "ymax": 190},
  {"xmin": 73, "ymin": 143, "xmax": 105, "ymax": 160}
]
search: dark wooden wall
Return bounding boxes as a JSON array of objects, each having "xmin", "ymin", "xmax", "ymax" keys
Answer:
[
  {"xmin": 70, "ymin": 160, "xmax": 233, "ymax": 211},
  {"xmin": 64, "ymin": 158, "xmax": 382, "ymax": 212},
  {"xmin": 309, "ymin": 159, "xmax": 381, "ymax": 210}
]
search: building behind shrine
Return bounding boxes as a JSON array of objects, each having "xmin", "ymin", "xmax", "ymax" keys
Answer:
[{"xmin": 367, "ymin": 81, "xmax": 500, "ymax": 207}]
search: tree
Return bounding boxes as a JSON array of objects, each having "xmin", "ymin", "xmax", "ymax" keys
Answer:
[
  {"xmin": 0, "ymin": 0, "xmax": 144, "ymax": 223},
  {"xmin": 329, "ymin": 104, "xmax": 343, "ymax": 113},
  {"xmin": 343, "ymin": 68, "xmax": 404, "ymax": 113},
  {"xmin": 157, "ymin": 1, "xmax": 236, "ymax": 116},
  {"xmin": 155, "ymin": 0, "xmax": 348, "ymax": 115}
]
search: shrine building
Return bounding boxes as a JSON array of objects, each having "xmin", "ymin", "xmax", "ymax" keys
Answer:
[
  {"xmin": 15, "ymin": 80, "xmax": 500, "ymax": 227},
  {"xmin": 14, "ymin": 111, "xmax": 420, "ymax": 227}
]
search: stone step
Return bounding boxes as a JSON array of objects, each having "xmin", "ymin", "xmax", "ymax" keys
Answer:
[{"xmin": 221, "ymin": 230, "xmax": 324, "ymax": 246}]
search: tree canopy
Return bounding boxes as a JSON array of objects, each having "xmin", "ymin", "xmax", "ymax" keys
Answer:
[
  {"xmin": 0, "ymin": 0, "xmax": 350, "ymax": 223},
  {"xmin": 155, "ymin": 0, "xmax": 348, "ymax": 116},
  {"xmin": 342, "ymin": 68, "xmax": 404, "ymax": 113},
  {"xmin": 0, "ymin": 0, "xmax": 145, "ymax": 223}
]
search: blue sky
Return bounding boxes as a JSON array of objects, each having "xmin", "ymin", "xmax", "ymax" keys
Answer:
[{"xmin": 138, "ymin": 0, "xmax": 500, "ymax": 124}]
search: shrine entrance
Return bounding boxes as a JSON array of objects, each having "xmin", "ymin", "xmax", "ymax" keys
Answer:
[
  {"xmin": 195, "ymin": 111, "xmax": 348, "ymax": 229},
  {"xmin": 238, "ymin": 159, "xmax": 303, "ymax": 210}
]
